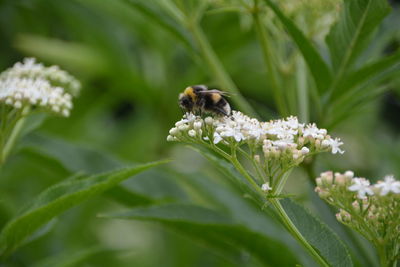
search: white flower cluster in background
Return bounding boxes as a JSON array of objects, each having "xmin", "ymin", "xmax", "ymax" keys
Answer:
[
  {"xmin": 0, "ymin": 58, "xmax": 81, "ymax": 117},
  {"xmin": 168, "ymin": 111, "xmax": 344, "ymax": 166},
  {"xmin": 315, "ymin": 171, "xmax": 400, "ymax": 200},
  {"xmin": 315, "ymin": 171, "xmax": 400, "ymax": 256}
]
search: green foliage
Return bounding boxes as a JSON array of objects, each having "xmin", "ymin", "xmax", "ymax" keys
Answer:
[
  {"xmin": 0, "ymin": 161, "xmax": 167, "ymax": 258},
  {"xmin": 32, "ymin": 247, "xmax": 108, "ymax": 267},
  {"xmin": 326, "ymin": 0, "xmax": 391, "ymax": 72},
  {"xmin": 0, "ymin": 0, "xmax": 399, "ymax": 266},
  {"xmin": 192, "ymin": 145, "xmax": 353, "ymax": 267},
  {"xmin": 281, "ymin": 198, "xmax": 353, "ymax": 267},
  {"xmin": 103, "ymin": 203, "xmax": 299, "ymax": 267},
  {"xmin": 261, "ymin": 0, "xmax": 333, "ymax": 95}
]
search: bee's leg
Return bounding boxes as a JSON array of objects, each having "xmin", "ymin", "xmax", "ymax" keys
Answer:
[
  {"xmin": 197, "ymin": 97, "xmax": 206, "ymax": 117},
  {"xmin": 213, "ymin": 107, "xmax": 229, "ymax": 116}
]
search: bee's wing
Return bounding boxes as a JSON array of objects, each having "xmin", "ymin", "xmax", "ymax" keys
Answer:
[{"xmin": 198, "ymin": 90, "xmax": 232, "ymax": 97}]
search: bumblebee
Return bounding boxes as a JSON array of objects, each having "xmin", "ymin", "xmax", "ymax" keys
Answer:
[{"xmin": 179, "ymin": 85, "xmax": 231, "ymax": 116}]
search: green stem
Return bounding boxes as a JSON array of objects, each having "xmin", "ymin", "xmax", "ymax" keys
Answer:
[
  {"xmin": 230, "ymin": 149, "xmax": 264, "ymax": 195},
  {"xmin": 252, "ymin": 2, "xmax": 287, "ymax": 116},
  {"xmin": 189, "ymin": 23, "xmax": 258, "ymax": 117},
  {"xmin": 0, "ymin": 107, "xmax": 29, "ymax": 165},
  {"xmin": 378, "ymin": 245, "xmax": 389, "ymax": 267},
  {"xmin": 238, "ymin": 147, "xmax": 266, "ymax": 183},
  {"xmin": 271, "ymin": 199, "xmax": 330, "ymax": 267},
  {"xmin": 158, "ymin": 0, "xmax": 186, "ymax": 24},
  {"xmin": 229, "ymin": 152, "xmax": 329, "ymax": 266},
  {"xmin": 273, "ymin": 170, "xmax": 292, "ymax": 194}
]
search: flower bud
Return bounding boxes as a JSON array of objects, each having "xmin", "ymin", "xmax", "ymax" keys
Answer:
[
  {"xmin": 321, "ymin": 171, "xmax": 333, "ymax": 185},
  {"xmin": 178, "ymin": 124, "xmax": 189, "ymax": 131},
  {"xmin": 14, "ymin": 101, "xmax": 22, "ymax": 109},
  {"xmin": 193, "ymin": 121, "xmax": 202, "ymax": 130},
  {"xmin": 297, "ymin": 137, "xmax": 305, "ymax": 146},
  {"xmin": 301, "ymin": 147, "xmax": 310, "ymax": 155},
  {"xmin": 334, "ymin": 174, "xmax": 347, "ymax": 186},
  {"xmin": 169, "ymin": 127, "xmax": 179, "ymax": 135},
  {"xmin": 261, "ymin": 182, "xmax": 272, "ymax": 192},
  {"xmin": 175, "ymin": 121, "xmax": 185, "ymax": 127},
  {"xmin": 352, "ymin": 201, "xmax": 360, "ymax": 213},
  {"xmin": 315, "ymin": 187, "xmax": 330, "ymax": 198},
  {"xmin": 344, "ymin": 171, "xmax": 354, "ymax": 179},
  {"xmin": 315, "ymin": 139, "xmax": 321, "ymax": 149},
  {"xmin": 321, "ymin": 139, "xmax": 330, "ymax": 148},
  {"xmin": 188, "ymin": 130, "xmax": 196, "ymax": 137},
  {"xmin": 254, "ymin": 154, "xmax": 260, "ymax": 163},
  {"xmin": 339, "ymin": 209, "xmax": 351, "ymax": 223},
  {"xmin": 335, "ymin": 213, "xmax": 342, "ymax": 222},
  {"xmin": 319, "ymin": 129, "xmax": 327, "ymax": 135},
  {"xmin": 204, "ymin": 117, "xmax": 213, "ymax": 125}
]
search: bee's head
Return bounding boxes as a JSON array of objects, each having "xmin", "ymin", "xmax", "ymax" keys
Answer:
[{"xmin": 179, "ymin": 93, "xmax": 194, "ymax": 110}]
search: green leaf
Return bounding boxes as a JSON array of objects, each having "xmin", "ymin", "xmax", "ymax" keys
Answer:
[
  {"xmin": 0, "ymin": 160, "xmax": 167, "ymax": 258},
  {"xmin": 22, "ymin": 134, "xmax": 122, "ymax": 174},
  {"xmin": 333, "ymin": 49, "xmax": 400, "ymax": 100},
  {"xmin": 280, "ymin": 198, "xmax": 353, "ymax": 267},
  {"xmin": 261, "ymin": 0, "xmax": 332, "ymax": 94},
  {"xmin": 103, "ymin": 203, "xmax": 299, "ymax": 266},
  {"xmin": 15, "ymin": 34, "xmax": 107, "ymax": 75},
  {"xmin": 32, "ymin": 246, "xmax": 107, "ymax": 267},
  {"xmin": 22, "ymin": 134, "xmax": 188, "ymax": 206},
  {"xmin": 326, "ymin": 0, "xmax": 391, "ymax": 72},
  {"xmin": 187, "ymin": 145, "xmax": 261, "ymax": 201},
  {"xmin": 122, "ymin": 0, "xmax": 193, "ymax": 49},
  {"xmin": 185, "ymin": 147, "xmax": 316, "ymax": 266}
]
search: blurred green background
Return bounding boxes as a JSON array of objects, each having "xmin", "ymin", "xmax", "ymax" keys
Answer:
[{"xmin": 0, "ymin": 0, "xmax": 400, "ymax": 266}]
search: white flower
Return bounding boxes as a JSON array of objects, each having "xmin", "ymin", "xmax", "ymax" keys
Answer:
[
  {"xmin": 0, "ymin": 58, "xmax": 80, "ymax": 117},
  {"xmin": 322, "ymin": 138, "xmax": 344, "ymax": 154},
  {"xmin": 222, "ymin": 127, "xmax": 244, "ymax": 142},
  {"xmin": 169, "ymin": 127, "xmax": 179, "ymax": 135},
  {"xmin": 329, "ymin": 138, "xmax": 344, "ymax": 154},
  {"xmin": 213, "ymin": 132, "xmax": 222, "ymax": 144},
  {"xmin": 188, "ymin": 129, "xmax": 196, "ymax": 137},
  {"xmin": 348, "ymin": 178, "xmax": 374, "ymax": 199},
  {"xmin": 303, "ymin": 124, "xmax": 320, "ymax": 138},
  {"xmin": 167, "ymin": 111, "xmax": 344, "ymax": 167},
  {"xmin": 374, "ymin": 175, "xmax": 400, "ymax": 196},
  {"xmin": 272, "ymin": 139, "xmax": 295, "ymax": 150},
  {"xmin": 193, "ymin": 121, "xmax": 202, "ymax": 130},
  {"xmin": 285, "ymin": 116, "xmax": 301, "ymax": 129},
  {"xmin": 344, "ymin": 171, "xmax": 354, "ymax": 179},
  {"xmin": 300, "ymin": 147, "xmax": 310, "ymax": 155},
  {"xmin": 261, "ymin": 182, "xmax": 272, "ymax": 192},
  {"xmin": 204, "ymin": 117, "xmax": 213, "ymax": 125}
]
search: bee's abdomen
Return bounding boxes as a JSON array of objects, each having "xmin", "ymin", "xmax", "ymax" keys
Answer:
[{"xmin": 204, "ymin": 94, "xmax": 231, "ymax": 116}]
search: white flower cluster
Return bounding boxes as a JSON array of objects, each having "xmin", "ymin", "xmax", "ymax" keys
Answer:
[
  {"xmin": 316, "ymin": 171, "xmax": 400, "ymax": 200},
  {"xmin": 0, "ymin": 58, "xmax": 81, "ymax": 117},
  {"xmin": 168, "ymin": 111, "xmax": 344, "ymax": 165},
  {"xmin": 316, "ymin": 171, "xmax": 400, "ymax": 258}
]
